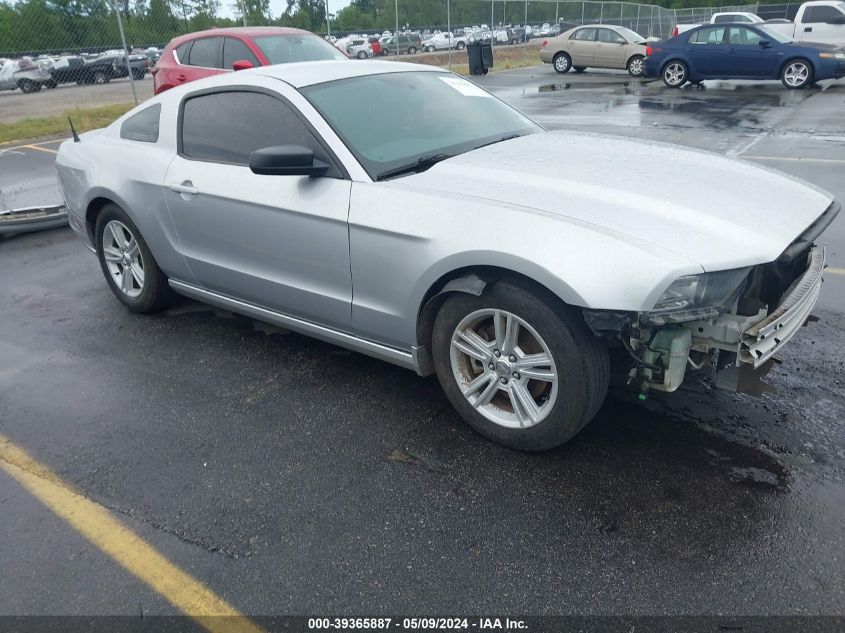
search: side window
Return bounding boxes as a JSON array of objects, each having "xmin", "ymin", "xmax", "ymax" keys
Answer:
[
  {"xmin": 804, "ymin": 6, "xmax": 843, "ymax": 22},
  {"xmin": 174, "ymin": 42, "xmax": 192, "ymax": 64},
  {"xmin": 186, "ymin": 37, "xmax": 221, "ymax": 68},
  {"xmin": 728, "ymin": 27, "xmax": 765, "ymax": 44},
  {"xmin": 597, "ymin": 28, "xmax": 625, "ymax": 43},
  {"xmin": 689, "ymin": 27, "xmax": 725, "ymax": 44},
  {"xmin": 222, "ymin": 37, "xmax": 260, "ymax": 69},
  {"xmin": 180, "ymin": 91, "xmax": 339, "ymax": 176},
  {"xmin": 571, "ymin": 28, "xmax": 597, "ymax": 41},
  {"xmin": 120, "ymin": 104, "xmax": 161, "ymax": 143}
]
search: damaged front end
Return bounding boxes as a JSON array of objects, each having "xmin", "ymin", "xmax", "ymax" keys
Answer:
[{"xmin": 585, "ymin": 201, "xmax": 838, "ymax": 397}]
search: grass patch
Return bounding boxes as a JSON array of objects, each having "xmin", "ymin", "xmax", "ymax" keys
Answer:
[{"xmin": 0, "ymin": 103, "xmax": 134, "ymax": 145}]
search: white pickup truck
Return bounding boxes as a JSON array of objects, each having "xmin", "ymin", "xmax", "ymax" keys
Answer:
[
  {"xmin": 671, "ymin": 12, "xmax": 764, "ymax": 37},
  {"xmin": 765, "ymin": 1, "xmax": 845, "ymax": 45}
]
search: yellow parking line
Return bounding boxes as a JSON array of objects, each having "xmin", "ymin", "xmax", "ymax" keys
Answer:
[
  {"xmin": 22, "ymin": 144, "xmax": 58, "ymax": 154},
  {"xmin": 0, "ymin": 138, "xmax": 64, "ymax": 151},
  {"xmin": 0, "ymin": 432, "xmax": 265, "ymax": 633},
  {"xmin": 826, "ymin": 267, "xmax": 845, "ymax": 276}
]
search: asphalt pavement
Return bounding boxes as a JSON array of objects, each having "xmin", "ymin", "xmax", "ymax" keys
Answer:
[{"xmin": 1, "ymin": 67, "xmax": 844, "ymax": 623}]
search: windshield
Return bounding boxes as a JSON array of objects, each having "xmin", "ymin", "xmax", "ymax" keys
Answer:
[
  {"xmin": 302, "ymin": 72, "xmax": 540, "ymax": 179},
  {"xmin": 617, "ymin": 27, "xmax": 646, "ymax": 42},
  {"xmin": 757, "ymin": 25, "xmax": 795, "ymax": 43},
  {"xmin": 253, "ymin": 34, "xmax": 347, "ymax": 64}
]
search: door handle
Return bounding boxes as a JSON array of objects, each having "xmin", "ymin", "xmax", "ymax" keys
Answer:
[
  {"xmin": 169, "ymin": 180, "xmax": 198, "ymax": 197},
  {"xmin": 804, "ymin": 26, "xmax": 812, "ymax": 32},
  {"xmin": 176, "ymin": 74, "xmax": 186, "ymax": 81}
]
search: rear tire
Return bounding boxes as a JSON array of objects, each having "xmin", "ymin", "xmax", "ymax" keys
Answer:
[
  {"xmin": 95, "ymin": 203, "xmax": 173, "ymax": 313},
  {"xmin": 553, "ymin": 52, "xmax": 572, "ymax": 74},
  {"xmin": 93, "ymin": 71, "xmax": 109, "ymax": 85},
  {"xmin": 432, "ymin": 279, "xmax": 609, "ymax": 451},
  {"xmin": 357, "ymin": 50, "xmax": 367, "ymax": 59},
  {"xmin": 17, "ymin": 79, "xmax": 36, "ymax": 93},
  {"xmin": 781, "ymin": 59, "xmax": 812, "ymax": 89},
  {"xmin": 407, "ymin": 46, "xmax": 417, "ymax": 54},
  {"xmin": 662, "ymin": 60, "xmax": 688, "ymax": 88},
  {"xmin": 457, "ymin": 41, "xmax": 466, "ymax": 50}
]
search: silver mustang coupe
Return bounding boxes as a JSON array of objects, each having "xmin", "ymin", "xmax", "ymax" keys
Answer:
[{"xmin": 56, "ymin": 61, "xmax": 838, "ymax": 451}]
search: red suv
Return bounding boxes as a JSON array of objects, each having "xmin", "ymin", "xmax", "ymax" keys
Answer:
[{"xmin": 152, "ymin": 27, "xmax": 348, "ymax": 94}]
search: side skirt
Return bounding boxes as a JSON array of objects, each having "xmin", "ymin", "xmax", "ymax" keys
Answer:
[{"xmin": 168, "ymin": 279, "xmax": 422, "ymax": 374}]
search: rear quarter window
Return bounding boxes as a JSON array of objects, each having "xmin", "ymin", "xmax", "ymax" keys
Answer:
[{"xmin": 120, "ymin": 104, "xmax": 161, "ymax": 143}]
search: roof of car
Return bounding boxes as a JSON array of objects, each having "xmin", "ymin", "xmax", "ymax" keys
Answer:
[
  {"xmin": 168, "ymin": 26, "xmax": 310, "ymax": 46},
  {"xmin": 253, "ymin": 59, "xmax": 444, "ymax": 88}
]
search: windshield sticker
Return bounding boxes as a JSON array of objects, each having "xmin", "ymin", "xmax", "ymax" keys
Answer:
[{"xmin": 438, "ymin": 76, "xmax": 492, "ymax": 97}]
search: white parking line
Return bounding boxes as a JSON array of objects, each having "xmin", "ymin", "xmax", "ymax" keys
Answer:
[{"xmin": 743, "ymin": 155, "xmax": 845, "ymax": 164}]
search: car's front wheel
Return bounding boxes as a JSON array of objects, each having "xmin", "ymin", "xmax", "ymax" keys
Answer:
[
  {"xmin": 573, "ymin": 66, "xmax": 586, "ymax": 73},
  {"xmin": 456, "ymin": 41, "xmax": 466, "ymax": 50},
  {"xmin": 357, "ymin": 50, "xmax": 367, "ymax": 59},
  {"xmin": 781, "ymin": 59, "xmax": 812, "ymax": 89},
  {"xmin": 553, "ymin": 52, "xmax": 571, "ymax": 74},
  {"xmin": 627, "ymin": 55, "xmax": 645, "ymax": 77},
  {"xmin": 662, "ymin": 60, "xmax": 687, "ymax": 88},
  {"xmin": 93, "ymin": 70, "xmax": 109, "ymax": 85},
  {"xmin": 432, "ymin": 280, "xmax": 609, "ymax": 451},
  {"xmin": 95, "ymin": 203, "xmax": 173, "ymax": 313}
]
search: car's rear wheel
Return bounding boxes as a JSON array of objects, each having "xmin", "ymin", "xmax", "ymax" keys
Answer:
[
  {"xmin": 432, "ymin": 280, "xmax": 609, "ymax": 451},
  {"xmin": 662, "ymin": 60, "xmax": 687, "ymax": 88},
  {"xmin": 425, "ymin": 45, "xmax": 435, "ymax": 52},
  {"xmin": 781, "ymin": 59, "xmax": 812, "ymax": 89},
  {"xmin": 93, "ymin": 71, "xmax": 109, "ymax": 84},
  {"xmin": 553, "ymin": 52, "xmax": 571, "ymax": 74},
  {"xmin": 627, "ymin": 55, "xmax": 645, "ymax": 77},
  {"xmin": 132, "ymin": 68, "xmax": 145, "ymax": 80},
  {"xmin": 17, "ymin": 79, "xmax": 37, "ymax": 93},
  {"xmin": 457, "ymin": 41, "xmax": 466, "ymax": 50},
  {"xmin": 95, "ymin": 204, "xmax": 173, "ymax": 313},
  {"xmin": 357, "ymin": 50, "xmax": 367, "ymax": 59}
]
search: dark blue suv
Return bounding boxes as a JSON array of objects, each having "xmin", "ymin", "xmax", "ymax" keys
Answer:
[{"xmin": 644, "ymin": 23, "xmax": 845, "ymax": 89}]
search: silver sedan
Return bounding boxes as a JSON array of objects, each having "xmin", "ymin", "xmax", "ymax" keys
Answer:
[{"xmin": 56, "ymin": 61, "xmax": 837, "ymax": 450}]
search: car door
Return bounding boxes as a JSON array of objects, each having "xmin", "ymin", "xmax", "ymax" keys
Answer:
[
  {"xmin": 179, "ymin": 36, "xmax": 224, "ymax": 84},
  {"xmin": 594, "ymin": 28, "xmax": 628, "ymax": 68},
  {"xmin": 725, "ymin": 26, "xmax": 781, "ymax": 76},
  {"xmin": 567, "ymin": 27, "xmax": 598, "ymax": 65},
  {"xmin": 686, "ymin": 26, "xmax": 727, "ymax": 76},
  {"xmin": 164, "ymin": 88, "xmax": 354, "ymax": 332},
  {"xmin": 800, "ymin": 4, "xmax": 845, "ymax": 44}
]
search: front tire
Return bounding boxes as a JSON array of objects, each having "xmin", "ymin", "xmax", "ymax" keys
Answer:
[
  {"xmin": 627, "ymin": 55, "xmax": 644, "ymax": 77},
  {"xmin": 93, "ymin": 70, "xmax": 109, "ymax": 85},
  {"xmin": 407, "ymin": 46, "xmax": 417, "ymax": 54},
  {"xmin": 552, "ymin": 52, "xmax": 572, "ymax": 74},
  {"xmin": 662, "ymin": 60, "xmax": 688, "ymax": 88},
  {"xmin": 781, "ymin": 59, "xmax": 812, "ymax": 89},
  {"xmin": 95, "ymin": 203, "xmax": 173, "ymax": 313},
  {"xmin": 457, "ymin": 41, "xmax": 466, "ymax": 50},
  {"xmin": 432, "ymin": 280, "xmax": 609, "ymax": 451},
  {"xmin": 357, "ymin": 51, "xmax": 367, "ymax": 59},
  {"xmin": 17, "ymin": 79, "xmax": 36, "ymax": 93},
  {"xmin": 573, "ymin": 66, "xmax": 586, "ymax": 73}
]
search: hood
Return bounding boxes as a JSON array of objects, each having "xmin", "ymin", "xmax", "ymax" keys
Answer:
[
  {"xmin": 402, "ymin": 133, "xmax": 833, "ymax": 271},
  {"xmin": 789, "ymin": 40, "xmax": 843, "ymax": 52}
]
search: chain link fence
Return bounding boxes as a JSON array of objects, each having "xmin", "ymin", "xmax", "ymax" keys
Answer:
[{"xmin": 0, "ymin": 0, "xmax": 794, "ymax": 126}]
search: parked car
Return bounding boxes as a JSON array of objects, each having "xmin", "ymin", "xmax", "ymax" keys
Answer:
[
  {"xmin": 152, "ymin": 27, "xmax": 347, "ymax": 94},
  {"xmin": 422, "ymin": 32, "xmax": 468, "ymax": 51},
  {"xmin": 368, "ymin": 36, "xmax": 383, "ymax": 56},
  {"xmin": 56, "ymin": 61, "xmax": 837, "ymax": 451},
  {"xmin": 540, "ymin": 25, "xmax": 650, "ymax": 76},
  {"xmin": 0, "ymin": 57, "xmax": 56, "ymax": 93},
  {"xmin": 345, "ymin": 39, "xmax": 373, "ymax": 59},
  {"xmin": 672, "ymin": 11, "xmax": 765, "ymax": 37},
  {"xmin": 645, "ymin": 23, "xmax": 845, "ymax": 88},
  {"xmin": 765, "ymin": 0, "xmax": 845, "ymax": 46},
  {"xmin": 47, "ymin": 53, "xmax": 144, "ymax": 85},
  {"xmin": 381, "ymin": 34, "xmax": 423, "ymax": 54}
]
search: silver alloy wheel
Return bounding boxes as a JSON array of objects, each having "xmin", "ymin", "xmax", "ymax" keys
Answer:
[
  {"xmin": 553, "ymin": 54, "xmax": 570, "ymax": 72},
  {"xmin": 449, "ymin": 308, "xmax": 559, "ymax": 429},
  {"xmin": 783, "ymin": 62, "xmax": 809, "ymax": 87},
  {"xmin": 102, "ymin": 220, "xmax": 145, "ymax": 298},
  {"xmin": 664, "ymin": 62, "xmax": 685, "ymax": 86},
  {"xmin": 629, "ymin": 57, "xmax": 644, "ymax": 76}
]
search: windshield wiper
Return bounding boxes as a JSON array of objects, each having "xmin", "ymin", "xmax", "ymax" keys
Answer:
[
  {"xmin": 376, "ymin": 153, "xmax": 453, "ymax": 181},
  {"xmin": 471, "ymin": 133, "xmax": 523, "ymax": 151}
]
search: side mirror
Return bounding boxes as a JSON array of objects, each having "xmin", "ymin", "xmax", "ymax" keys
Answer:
[
  {"xmin": 249, "ymin": 145, "xmax": 329, "ymax": 177},
  {"xmin": 232, "ymin": 59, "xmax": 254, "ymax": 71},
  {"xmin": 758, "ymin": 39, "xmax": 772, "ymax": 47}
]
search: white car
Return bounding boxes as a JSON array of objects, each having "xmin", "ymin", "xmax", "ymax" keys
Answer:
[
  {"xmin": 422, "ymin": 32, "xmax": 468, "ymax": 52},
  {"xmin": 55, "ymin": 61, "xmax": 837, "ymax": 451}
]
